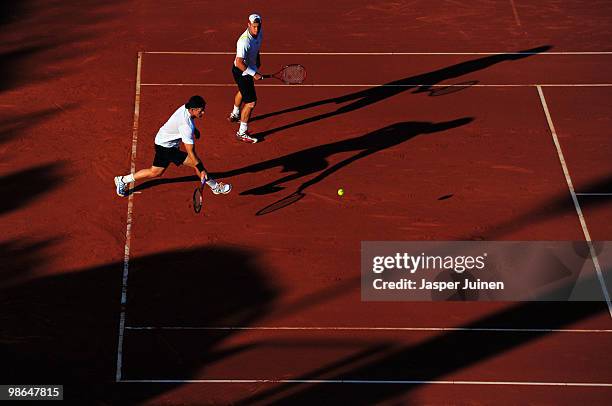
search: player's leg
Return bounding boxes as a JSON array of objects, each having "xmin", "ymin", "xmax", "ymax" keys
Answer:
[
  {"xmin": 240, "ymin": 101, "xmax": 256, "ymax": 123},
  {"xmin": 234, "ymin": 91, "xmax": 242, "ymax": 107},
  {"xmin": 133, "ymin": 166, "xmax": 165, "ymax": 181},
  {"xmin": 114, "ymin": 166, "xmax": 165, "ymax": 197},
  {"xmin": 235, "ymin": 76, "xmax": 258, "ymax": 143},
  {"xmin": 228, "ymin": 66, "xmax": 243, "ymax": 122},
  {"xmin": 228, "ymin": 91, "xmax": 242, "ymax": 122},
  {"xmin": 114, "ymin": 144, "xmax": 171, "ymax": 197}
]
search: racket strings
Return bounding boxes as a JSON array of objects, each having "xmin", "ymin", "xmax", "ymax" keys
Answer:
[
  {"xmin": 193, "ymin": 187, "xmax": 203, "ymax": 213},
  {"xmin": 281, "ymin": 65, "xmax": 306, "ymax": 84}
]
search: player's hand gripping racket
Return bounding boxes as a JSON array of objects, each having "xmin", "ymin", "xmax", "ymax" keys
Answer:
[
  {"xmin": 263, "ymin": 64, "xmax": 306, "ymax": 84},
  {"xmin": 193, "ymin": 183, "xmax": 203, "ymax": 213}
]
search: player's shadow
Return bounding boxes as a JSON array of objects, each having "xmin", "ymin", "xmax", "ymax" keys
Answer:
[
  {"xmin": 214, "ymin": 118, "xmax": 473, "ymax": 201},
  {"xmin": 238, "ymin": 272, "xmax": 610, "ymax": 405},
  {"xmin": 0, "ymin": 245, "xmax": 279, "ymax": 404},
  {"xmin": 128, "ymin": 118, "xmax": 473, "ymax": 197},
  {"xmin": 128, "ymin": 175, "xmax": 198, "ymax": 196},
  {"xmin": 251, "ymin": 45, "xmax": 551, "ymax": 141}
]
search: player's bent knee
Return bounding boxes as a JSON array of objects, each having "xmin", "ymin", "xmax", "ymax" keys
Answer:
[
  {"xmin": 183, "ymin": 157, "xmax": 196, "ymax": 167},
  {"xmin": 246, "ymin": 101, "xmax": 256, "ymax": 108},
  {"xmin": 150, "ymin": 167, "xmax": 165, "ymax": 177}
]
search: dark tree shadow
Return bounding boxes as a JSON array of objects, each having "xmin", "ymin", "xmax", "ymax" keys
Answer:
[
  {"xmin": 238, "ymin": 273, "xmax": 610, "ymax": 405},
  {"xmin": 0, "ymin": 105, "xmax": 79, "ymax": 145},
  {"xmin": 579, "ymin": 176, "xmax": 612, "ymax": 194},
  {"xmin": 470, "ymin": 174, "xmax": 612, "ymax": 240},
  {"xmin": 0, "ymin": 245, "xmax": 279, "ymax": 405},
  {"xmin": 251, "ymin": 46, "xmax": 551, "ymax": 141},
  {"xmin": 0, "ymin": 162, "xmax": 68, "ymax": 216},
  {"xmin": 0, "ymin": 0, "xmax": 122, "ymax": 93},
  {"xmin": 0, "ymin": 1, "xmax": 27, "ymax": 26},
  {"xmin": 0, "ymin": 238, "xmax": 61, "ymax": 289}
]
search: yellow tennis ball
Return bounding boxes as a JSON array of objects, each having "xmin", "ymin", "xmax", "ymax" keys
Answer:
[{"xmin": 337, "ymin": 188, "xmax": 344, "ymax": 196}]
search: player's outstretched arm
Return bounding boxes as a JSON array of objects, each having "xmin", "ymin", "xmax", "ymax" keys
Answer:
[
  {"xmin": 183, "ymin": 143, "xmax": 231, "ymax": 195},
  {"xmin": 183, "ymin": 143, "xmax": 207, "ymax": 181}
]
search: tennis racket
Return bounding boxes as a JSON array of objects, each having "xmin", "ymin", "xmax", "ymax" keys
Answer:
[
  {"xmin": 263, "ymin": 64, "xmax": 307, "ymax": 84},
  {"xmin": 193, "ymin": 184, "xmax": 203, "ymax": 213}
]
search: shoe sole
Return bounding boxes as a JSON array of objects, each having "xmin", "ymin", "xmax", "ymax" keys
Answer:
[{"xmin": 212, "ymin": 189, "xmax": 231, "ymax": 195}]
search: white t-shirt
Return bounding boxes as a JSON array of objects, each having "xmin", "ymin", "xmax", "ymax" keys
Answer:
[
  {"xmin": 234, "ymin": 28, "xmax": 263, "ymax": 75},
  {"xmin": 154, "ymin": 105, "xmax": 195, "ymax": 148}
]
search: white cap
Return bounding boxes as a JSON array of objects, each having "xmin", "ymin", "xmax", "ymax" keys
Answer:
[{"xmin": 249, "ymin": 13, "xmax": 261, "ymax": 23}]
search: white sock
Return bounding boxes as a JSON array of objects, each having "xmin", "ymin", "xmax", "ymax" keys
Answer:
[
  {"xmin": 232, "ymin": 105, "xmax": 240, "ymax": 116},
  {"xmin": 238, "ymin": 121, "xmax": 248, "ymax": 134},
  {"xmin": 206, "ymin": 179, "xmax": 218, "ymax": 189},
  {"xmin": 122, "ymin": 174, "xmax": 135, "ymax": 183}
]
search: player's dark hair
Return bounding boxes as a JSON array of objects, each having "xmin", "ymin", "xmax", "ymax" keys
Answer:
[{"xmin": 186, "ymin": 95, "xmax": 206, "ymax": 109}]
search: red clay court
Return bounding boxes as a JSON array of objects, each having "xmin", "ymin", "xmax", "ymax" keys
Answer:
[{"xmin": 1, "ymin": 1, "xmax": 612, "ymax": 404}]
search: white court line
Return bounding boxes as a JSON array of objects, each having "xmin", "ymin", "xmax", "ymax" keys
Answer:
[
  {"xmin": 577, "ymin": 193, "xmax": 612, "ymax": 196},
  {"xmin": 115, "ymin": 51, "xmax": 143, "ymax": 382},
  {"xmin": 509, "ymin": 0, "xmax": 522, "ymax": 27},
  {"xmin": 121, "ymin": 379, "xmax": 612, "ymax": 387},
  {"xmin": 125, "ymin": 326, "xmax": 612, "ymax": 333},
  {"xmin": 537, "ymin": 85, "xmax": 612, "ymax": 319},
  {"xmin": 118, "ymin": 53, "xmax": 612, "ymax": 380},
  {"xmin": 140, "ymin": 83, "xmax": 612, "ymax": 87},
  {"xmin": 144, "ymin": 51, "xmax": 612, "ymax": 55}
]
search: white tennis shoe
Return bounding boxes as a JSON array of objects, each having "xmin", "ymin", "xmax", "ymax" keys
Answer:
[
  {"xmin": 211, "ymin": 181, "xmax": 232, "ymax": 195},
  {"xmin": 236, "ymin": 131, "xmax": 258, "ymax": 144},
  {"xmin": 114, "ymin": 176, "xmax": 128, "ymax": 197}
]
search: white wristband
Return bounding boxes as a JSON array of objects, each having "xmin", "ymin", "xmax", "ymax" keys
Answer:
[{"xmin": 243, "ymin": 67, "xmax": 256, "ymax": 76}]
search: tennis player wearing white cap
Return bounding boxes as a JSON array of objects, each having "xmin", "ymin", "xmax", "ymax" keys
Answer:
[{"xmin": 228, "ymin": 13, "xmax": 263, "ymax": 144}]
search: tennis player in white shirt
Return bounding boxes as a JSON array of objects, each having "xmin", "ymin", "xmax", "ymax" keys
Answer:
[
  {"xmin": 114, "ymin": 95, "xmax": 231, "ymax": 197},
  {"xmin": 228, "ymin": 13, "xmax": 263, "ymax": 144}
]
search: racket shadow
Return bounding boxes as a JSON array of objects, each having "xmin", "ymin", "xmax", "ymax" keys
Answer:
[
  {"xmin": 256, "ymin": 191, "xmax": 305, "ymax": 216},
  {"xmin": 426, "ymin": 80, "xmax": 479, "ymax": 96}
]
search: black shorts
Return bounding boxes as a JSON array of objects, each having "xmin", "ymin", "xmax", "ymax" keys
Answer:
[
  {"xmin": 232, "ymin": 65, "xmax": 257, "ymax": 103},
  {"xmin": 153, "ymin": 144, "xmax": 188, "ymax": 168}
]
